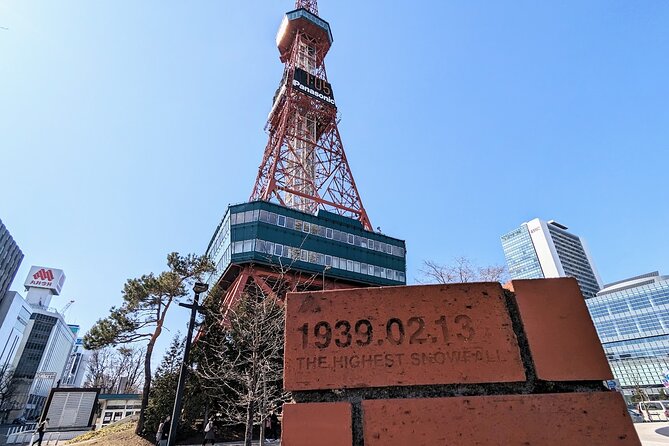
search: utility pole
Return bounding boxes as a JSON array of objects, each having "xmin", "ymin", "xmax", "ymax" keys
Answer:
[{"xmin": 167, "ymin": 282, "xmax": 209, "ymax": 446}]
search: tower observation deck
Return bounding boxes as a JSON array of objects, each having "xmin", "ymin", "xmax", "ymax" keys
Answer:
[{"xmin": 205, "ymin": 1, "xmax": 406, "ymax": 310}]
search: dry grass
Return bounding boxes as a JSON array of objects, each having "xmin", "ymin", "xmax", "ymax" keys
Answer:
[{"xmin": 66, "ymin": 417, "xmax": 153, "ymax": 446}]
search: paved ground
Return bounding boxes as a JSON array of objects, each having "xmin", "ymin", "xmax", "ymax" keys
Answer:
[
  {"xmin": 21, "ymin": 425, "xmax": 669, "ymax": 445},
  {"xmin": 636, "ymin": 421, "xmax": 669, "ymax": 445},
  {"xmin": 182, "ymin": 441, "xmax": 280, "ymax": 446},
  {"xmin": 182, "ymin": 427, "xmax": 669, "ymax": 446}
]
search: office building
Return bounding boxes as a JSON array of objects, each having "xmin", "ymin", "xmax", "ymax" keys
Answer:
[
  {"xmin": 587, "ymin": 272, "xmax": 669, "ymax": 396},
  {"xmin": 0, "ymin": 219, "xmax": 24, "ymax": 301},
  {"xmin": 63, "ymin": 338, "xmax": 90, "ymax": 388},
  {"xmin": 9, "ymin": 266, "xmax": 76, "ymax": 418},
  {"xmin": 501, "ymin": 218, "xmax": 602, "ymax": 299},
  {"xmin": 0, "ymin": 291, "xmax": 32, "ymax": 371}
]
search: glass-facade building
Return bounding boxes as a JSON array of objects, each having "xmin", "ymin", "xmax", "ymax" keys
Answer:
[
  {"xmin": 501, "ymin": 218, "xmax": 602, "ymax": 299},
  {"xmin": 205, "ymin": 201, "xmax": 406, "ymax": 291},
  {"xmin": 586, "ymin": 272, "xmax": 669, "ymax": 396},
  {"xmin": 0, "ymin": 219, "xmax": 24, "ymax": 300},
  {"xmin": 500, "ymin": 224, "xmax": 543, "ymax": 280}
]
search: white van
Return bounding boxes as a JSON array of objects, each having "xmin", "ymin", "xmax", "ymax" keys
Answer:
[{"xmin": 635, "ymin": 401, "xmax": 669, "ymax": 422}]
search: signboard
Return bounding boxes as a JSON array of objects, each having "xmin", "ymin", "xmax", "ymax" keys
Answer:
[
  {"xmin": 43, "ymin": 388, "xmax": 100, "ymax": 429},
  {"xmin": 35, "ymin": 372, "xmax": 57, "ymax": 380},
  {"xmin": 284, "ymin": 283, "xmax": 526, "ymax": 391},
  {"xmin": 605, "ymin": 379, "xmax": 620, "ymax": 391},
  {"xmin": 24, "ymin": 266, "xmax": 66, "ymax": 295},
  {"xmin": 292, "ymin": 68, "xmax": 335, "ymax": 107}
]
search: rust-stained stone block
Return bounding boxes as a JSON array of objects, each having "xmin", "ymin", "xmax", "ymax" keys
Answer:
[
  {"xmin": 284, "ymin": 283, "xmax": 526, "ymax": 391},
  {"xmin": 363, "ymin": 392, "xmax": 640, "ymax": 445},
  {"xmin": 281, "ymin": 402, "xmax": 351, "ymax": 446},
  {"xmin": 511, "ymin": 278, "xmax": 613, "ymax": 381}
]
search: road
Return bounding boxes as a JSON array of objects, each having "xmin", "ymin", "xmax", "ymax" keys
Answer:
[{"xmin": 637, "ymin": 421, "xmax": 669, "ymax": 445}]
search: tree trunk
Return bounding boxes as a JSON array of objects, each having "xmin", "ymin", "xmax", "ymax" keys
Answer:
[
  {"xmin": 244, "ymin": 399, "xmax": 255, "ymax": 446},
  {"xmin": 259, "ymin": 420, "xmax": 265, "ymax": 446},
  {"xmin": 259, "ymin": 373, "xmax": 266, "ymax": 446},
  {"xmin": 135, "ymin": 340, "xmax": 155, "ymax": 435}
]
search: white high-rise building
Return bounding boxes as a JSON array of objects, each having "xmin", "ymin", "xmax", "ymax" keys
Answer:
[
  {"xmin": 9, "ymin": 266, "xmax": 76, "ymax": 419},
  {"xmin": 501, "ymin": 218, "xmax": 602, "ymax": 299},
  {"xmin": 0, "ymin": 292, "xmax": 32, "ymax": 372},
  {"xmin": 63, "ymin": 337, "xmax": 90, "ymax": 388}
]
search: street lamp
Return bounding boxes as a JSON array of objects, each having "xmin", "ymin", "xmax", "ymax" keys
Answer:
[
  {"xmin": 322, "ymin": 266, "xmax": 331, "ymax": 290},
  {"xmin": 167, "ymin": 282, "xmax": 209, "ymax": 446}
]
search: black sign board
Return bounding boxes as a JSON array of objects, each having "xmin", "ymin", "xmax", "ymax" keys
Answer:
[{"xmin": 292, "ymin": 68, "xmax": 336, "ymax": 107}]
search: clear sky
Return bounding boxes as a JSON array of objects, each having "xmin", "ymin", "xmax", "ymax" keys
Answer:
[{"xmin": 2, "ymin": 1, "xmax": 668, "ymax": 359}]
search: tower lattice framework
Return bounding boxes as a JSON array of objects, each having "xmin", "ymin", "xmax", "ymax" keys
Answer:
[{"xmin": 250, "ymin": 0, "xmax": 371, "ymax": 231}]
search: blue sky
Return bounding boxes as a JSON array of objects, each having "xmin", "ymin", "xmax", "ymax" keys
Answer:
[{"xmin": 2, "ymin": 1, "xmax": 668, "ymax": 359}]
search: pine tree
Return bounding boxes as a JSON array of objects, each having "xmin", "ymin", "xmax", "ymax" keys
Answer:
[
  {"xmin": 144, "ymin": 334, "xmax": 184, "ymax": 437},
  {"xmin": 83, "ymin": 252, "xmax": 213, "ymax": 434}
]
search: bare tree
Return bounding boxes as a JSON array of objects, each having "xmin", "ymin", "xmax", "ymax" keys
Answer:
[
  {"xmin": 196, "ymin": 290, "xmax": 288, "ymax": 446},
  {"xmin": 0, "ymin": 362, "xmax": 16, "ymax": 422},
  {"xmin": 85, "ymin": 346, "xmax": 145, "ymax": 393},
  {"xmin": 419, "ymin": 256, "xmax": 509, "ymax": 284},
  {"xmin": 85, "ymin": 348, "xmax": 116, "ymax": 393},
  {"xmin": 116, "ymin": 346, "xmax": 145, "ymax": 393},
  {"xmin": 193, "ymin": 232, "xmax": 326, "ymax": 445}
]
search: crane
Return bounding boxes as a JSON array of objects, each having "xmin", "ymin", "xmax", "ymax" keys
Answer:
[{"xmin": 60, "ymin": 299, "xmax": 75, "ymax": 315}]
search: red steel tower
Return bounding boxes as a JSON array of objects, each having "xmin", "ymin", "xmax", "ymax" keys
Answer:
[
  {"xmin": 250, "ymin": 0, "xmax": 370, "ymax": 231},
  {"xmin": 205, "ymin": 1, "xmax": 406, "ymax": 311}
]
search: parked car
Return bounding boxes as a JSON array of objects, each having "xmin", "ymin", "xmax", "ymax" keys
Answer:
[
  {"xmin": 635, "ymin": 401, "xmax": 669, "ymax": 422},
  {"xmin": 11, "ymin": 416, "xmax": 27, "ymax": 425},
  {"xmin": 628, "ymin": 409, "xmax": 644, "ymax": 423}
]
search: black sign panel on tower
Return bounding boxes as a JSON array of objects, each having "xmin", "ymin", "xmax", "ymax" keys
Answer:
[{"xmin": 292, "ymin": 68, "xmax": 336, "ymax": 107}]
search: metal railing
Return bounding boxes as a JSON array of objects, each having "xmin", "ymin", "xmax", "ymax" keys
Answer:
[{"xmin": 6, "ymin": 422, "xmax": 36, "ymax": 436}]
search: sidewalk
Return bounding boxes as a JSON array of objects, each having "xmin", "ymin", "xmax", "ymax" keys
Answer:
[{"xmin": 182, "ymin": 440, "xmax": 280, "ymax": 446}]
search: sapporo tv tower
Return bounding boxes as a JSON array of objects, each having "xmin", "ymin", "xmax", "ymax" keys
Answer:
[{"xmin": 204, "ymin": 0, "xmax": 406, "ymax": 311}]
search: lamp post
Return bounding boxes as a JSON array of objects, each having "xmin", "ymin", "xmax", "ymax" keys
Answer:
[
  {"xmin": 167, "ymin": 282, "xmax": 209, "ymax": 446},
  {"xmin": 322, "ymin": 265, "xmax": 331, "ymax": 290}
]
